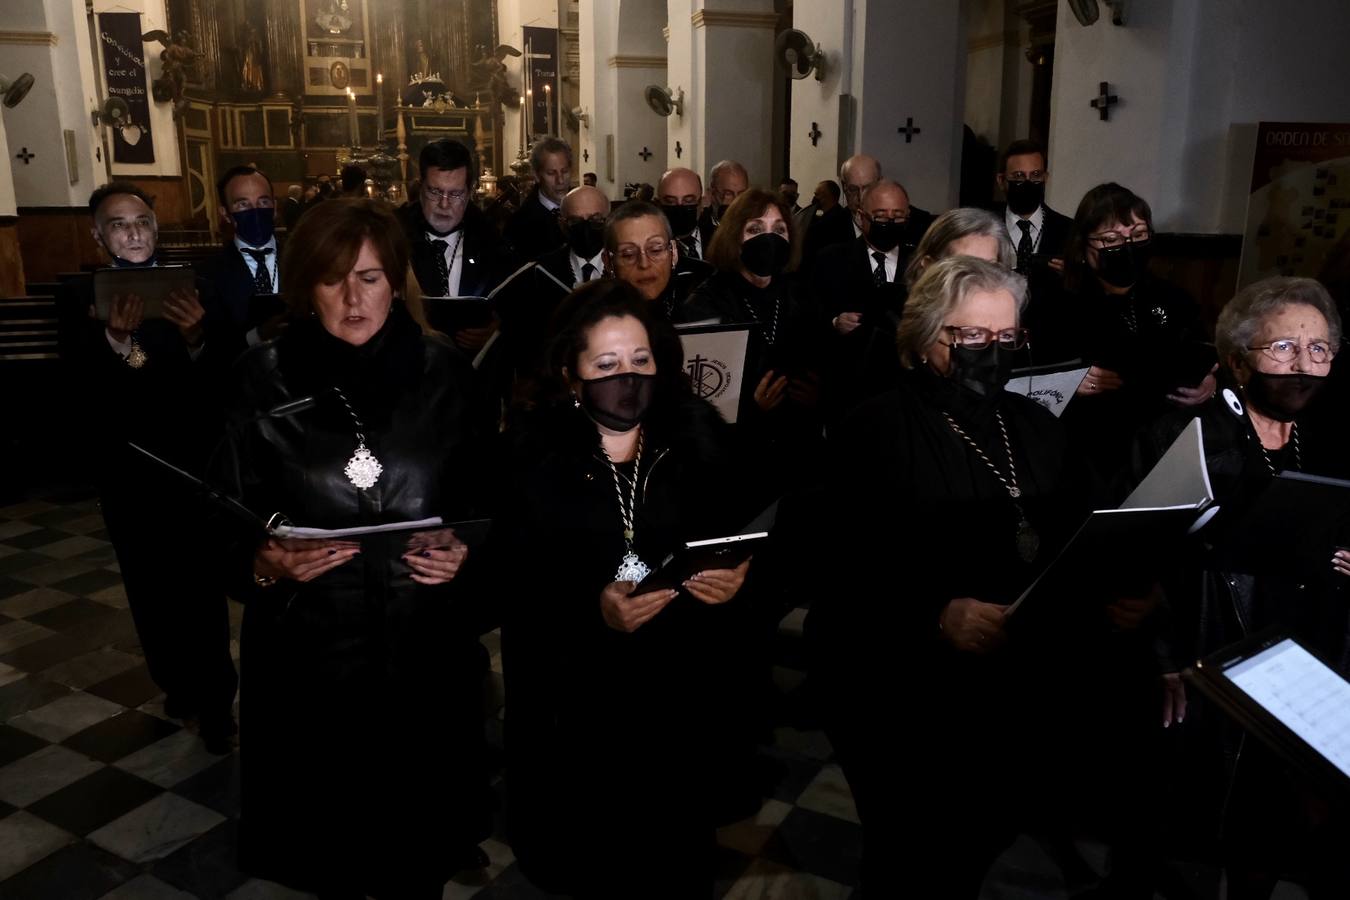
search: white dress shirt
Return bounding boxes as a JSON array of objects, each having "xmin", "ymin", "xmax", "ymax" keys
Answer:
[
  {"xmin": 570, "ymin": 249, "xmax": 604, "ymax": 285},
  {"xmin": 864, "ymin": 243, "xmax": 901, "ymax": 283},
  {"xmin": 1005, "ymin": 204, "xmax": 1045, "ymax": 253},
  {"xmin": 426, "ymin": 228, "xmax": 466, "ymax": 296},
  {"xmin": 235, "ymin": 235, "xmax": 280, "ymax": 291}
]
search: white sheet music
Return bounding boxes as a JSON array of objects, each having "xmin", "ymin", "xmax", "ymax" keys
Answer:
[{"xmin": 1225, "ymin": 639, "xmax": 1350, "ymax": 778}]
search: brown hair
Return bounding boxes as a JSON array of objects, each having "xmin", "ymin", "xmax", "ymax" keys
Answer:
[
  {"xmin": 280, "ymin": 198, "xmax": 430, "ymax": 331},
  {"xmin": 705, "ymin": 188, "xmax": 800, "ymax": 274}
]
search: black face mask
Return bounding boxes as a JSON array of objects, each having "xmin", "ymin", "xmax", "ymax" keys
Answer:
[
  {"xmin": 715, "ymin": 203, "xmax": 730, "ymax": 221},
  {"xmin": 949, "ymin": 345, "xmax": 1014, "ymax": 397},
  {"xmin": 1005, "ymin": 180, "xmax": 1045, "ymax": 217},
  {"xmin": 867, "ymin": 220, "xmax": 905, "ymax": 254},
  {"xmin": 1095, "ymin": 240, "xmax": 1151, "ymax": 289},
  {"xmin": 577, "ymin": 372, "xmax": 656, "ymax": 432},
  {"xmin": 1243, "ymin": 371, "xmax": 1327, "ymax": 422},
  {"xmin": 110, "ymin": 251, "xmax": 159, "ymax": 268},
  {"xmin": 782, "ymin": 192, "xmax": 799, "ymax": 208},
  {"xmin": 739, "ymin": 233, "xmax": 791, "ymax": 278},
  {"xmin": 565, "ymin": 220, "xmax": 606, "ymax": 260},
  {"xmin": 662, "ymin": 203, "xmax": 698, "ymax": 237}
]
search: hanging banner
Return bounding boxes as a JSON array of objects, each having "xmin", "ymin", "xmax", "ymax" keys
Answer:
[
  {"xmin": 522, "ymin": 26, "xmax": 559, "ymax": 139},
  {"xmin": 1238, "ymin": 122, "xmax": 1350, "ymax": 288},
  {"xmin": 98, "ymin": 12, "xmax": 155, "ymax": 164}
]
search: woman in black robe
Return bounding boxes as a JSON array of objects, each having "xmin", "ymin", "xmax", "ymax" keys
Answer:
[
  {"xmin": 498, "ymin": 281, "xmax": 757, "ymax": 898},
  {"xmin": 1058, "ymin": 183, "xmax": 1215, "ymax": 482},
  {"xmin": 1135, "ymin": 276, "xmax": 1349, "ymax": 899},
  {"xmin": 216, "ymin": 200, "xmax": 492, "ymax": 899},
  {"xmin": 807, "ymin": 256, "xmax": 1106, "ymax": 898}
]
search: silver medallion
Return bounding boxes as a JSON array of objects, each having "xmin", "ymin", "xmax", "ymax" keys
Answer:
[
  {"xmin": 344, "ymin": 442, "xmax": 383, "ymax": 489},
  {"xmin": 615, "ymin": 550, "xmax": 651, "ymax": 584}
]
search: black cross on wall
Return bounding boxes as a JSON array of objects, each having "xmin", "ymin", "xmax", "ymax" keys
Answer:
[
  {"xmin": 897, "ymin": 118, "xmax": 921, "ymax": 143},
  {"xmin": 638, "ymin": 147, "xmax": 653, "ymax": 161},
  {"xmin": 16, "ymin": 147, "xmax": 35, "ymax": 164},
  {"xmin": 583, "ymin": 148, "xmax": 589, "ymax": 162},
  {"xmin": 1090, "ymin": 82, "xmax": 1119, "ymax": 120},
  {"xmin": 675, "ymin": 141, "xmax": 683, "ymax": 159},
  {"xmin": 808, "ymin": 122, "xmax": 822, "ymax": 147}
]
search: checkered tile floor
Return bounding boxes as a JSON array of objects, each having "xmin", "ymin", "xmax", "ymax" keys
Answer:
[{"xmin": 0, "ymin": 493, "xmax": 867, "ymax": 899}]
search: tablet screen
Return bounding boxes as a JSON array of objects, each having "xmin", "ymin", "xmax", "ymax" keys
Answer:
[{"xmin": 1222, "ymin": 638, "xmax": 1350, "ymax": 778}]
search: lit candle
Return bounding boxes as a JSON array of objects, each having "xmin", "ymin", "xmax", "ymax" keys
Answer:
[
  {"xmin": 544, "ymin": 83, "xmax": 553, "ymax": 135},
  {"xmin": 375, "ymin": 73, "xmax": 384, "ymax": 142},
  {"xmin": 518, "ymin": 94, "xmax": 526, "ymax": 155},
  {"xmin": 525, "ymin": 88, "xmax": 533, "ymax": 146},
  {"xmin": 347, "ymin": 88, "xmax": 358, "ymax": 147}
]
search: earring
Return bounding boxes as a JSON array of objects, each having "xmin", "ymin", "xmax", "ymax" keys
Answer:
[{"xmin": 571, "ymin": 391, "xmax": 581, "ymax": 409}]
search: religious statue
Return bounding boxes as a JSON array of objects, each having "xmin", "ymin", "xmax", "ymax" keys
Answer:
[
  {"xmin": 411, "ymin": 39, "xmax": 432, "ymax": 80},
  {"xmin": 239, "ymin": 23, "xmax": 265, "ymax": 94},
  {"xmin": 141, "ymin": 29, "xmax": 201, "ymax": 119},
  {"xmin": 469, "ymin": 43, "xmax": 521, "ymax": 108},
  {"xmin": 315, "ymin": 0, "xmax": 354, "ymax": 35}
]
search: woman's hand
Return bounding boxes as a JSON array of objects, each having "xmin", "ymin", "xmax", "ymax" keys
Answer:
[
  {"xmin": 1167, "ymin": 366, "xmax": 1218, "ymax": 407},
  {"xmin": 1333, "ymin": 548, "xmax": 1350, "ymax": 579},
  {"xmin": 1076, "ymin": 365, "xmax": 1123, "ymax": 397},
  {"xmin": 753, "ymin": 370, "xmax": 789, "ymax": 412},
  {"xmin": 403, "ymin": 543, "xmax": 469, "ymax": 586},
  {"xmin": 1161, "ymin": 672, "xmax": 1187, "ymax": 728},
  {"xmin": 600, "ymin": 582, "xmax": 677, "ymax": 633},
  {"xmin": 938, "ymin": 597, "xmax": 1008, "ymax": 654},
  {"xmin": 254, "ymin": 538, "xmax": 359, "ymax": 583},
  {"xmin": 684, "ymin": 558, "xmax": 751, "ymax": 605},
  {"xmin": 106, "ymin": 294, "xmax": 144, "ymax": 343}
]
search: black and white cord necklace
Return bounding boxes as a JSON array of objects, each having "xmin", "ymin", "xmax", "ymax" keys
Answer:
[
  {"xmin": 942, "ymin": 410, "xmax": 1041, "ymax": 563},
  {"xmin": 1256, "ymin": 421, "xmax": 1301, "ymax": 476},
  {"xmin": 333, "ymin": 387, "xmax": 383, "ymax": 489},
  {"xmin": 740, "ymin": 291, "xmax": 781, "ymax": 345},
  {"xmin": 601, "ymin": 429, "xmax": 650, "ymax": 582}
]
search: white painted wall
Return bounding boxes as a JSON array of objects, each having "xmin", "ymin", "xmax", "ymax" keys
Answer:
[
  {"xmin": 90, "ymin": 0, "xmax": 179, "ymax": 179},
  {"xmin": 691, "ymin": 0, "xmax": 777, "ymax": 186},
  {"xmin": 500, "ymin": 0, "xmax": 562, "ymax": 166},
  {"xmin": 578, "ymin": 0, "xmax": 617, "ymax": 187},
  {"xmin": 7, "ymin": 0, "xmax": 105, "ymax": 207},
  {"xmin": 0, "ymin": 114, "xmax": 17, "ymax": 216},
  {"xmin": 665, "ymin": 0, "xmax": 696, "ymax": 176},
  {"xmin": 786, "ymin": 1, "xmax": 848, "ymax": 192},
  {"xmin": 613, "ymin": 0, "xmax": 667, "ymax": 191},
  {"xmin": 1046, "ymin": 0, "xmax": 1350, "ymax": 233},
  {"xmin": 853, "ymin": 0, "xmax": 965, "ymax": 212}
]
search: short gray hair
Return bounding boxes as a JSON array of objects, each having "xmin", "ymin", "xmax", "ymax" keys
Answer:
[
  {"xmin": 1215, "ymin": 276, "xmax": 1342, "ymax": 369},
  {"xmin": 897, "ymin": 256, "xmax": 1028, "ymax": 368},
  {"xmin": 904, "ymin": 207, "xmax": 1016, "ymax": 288},
  {"xmin": 530, "ymin": 136, "xmax": 573, "ymax": 173},
  {"xmin": 708, "ymin": 159, "xmax": 748, "ymax": 189},
  {"xmin": 604, "ymin": 200, "xmax": 671, "ymax": 255}
]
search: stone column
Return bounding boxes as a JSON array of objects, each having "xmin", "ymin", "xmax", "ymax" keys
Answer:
[{"xmin": 690, "ymin": 2, "xmax": 779, "ymax": 184}]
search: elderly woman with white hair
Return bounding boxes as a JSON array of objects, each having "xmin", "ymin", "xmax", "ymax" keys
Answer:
[
  {"xmin": 1135, "ymin": 275, "xmax": 1349, "ymax": 900},
  {"xmin": 806, "ymin": 255, "xmax": 1086, "ymax": 897},
  {"xmin": 902, "ymin": 206, "xmax": 1018, "ymax": 288}
]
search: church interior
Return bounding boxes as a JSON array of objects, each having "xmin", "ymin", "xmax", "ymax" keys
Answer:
[{"xmin": 1, "ymin": 0, "xmax": 1349, "ymax": 898}]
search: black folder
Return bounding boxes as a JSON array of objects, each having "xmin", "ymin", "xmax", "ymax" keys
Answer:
[
  {"xmin": 1186, "ymin": 629, "xmax": 1350, "ymax": 795},
  {"xmin": 631, "ymin": 531, "xmax": 769, "ymax": 595}
]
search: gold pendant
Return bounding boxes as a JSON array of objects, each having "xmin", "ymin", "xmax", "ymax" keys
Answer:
[{"xmin": 127, "ymin": 342, "xmax": 148, "ymax": 369}]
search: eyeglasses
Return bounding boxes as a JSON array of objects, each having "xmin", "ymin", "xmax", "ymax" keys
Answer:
[
  {"xmin": 423, "ymin": 185, "xmax": 469, "ymax": 206},
  {"xmin": 944, "ymin": 325, "xmax": 1030, "ymax": 350},
  {"xmin": 868, "ymin": 213, "xmax": 909, "ymax": 225},
  {"xmin": 1088, "ymin": 227, "xmax": 1150, "ymax": 249},
  {"xmin": 1247, "ymin": 339, "xmax": 1336, "ymax": 365},
  {"xmin": 613, "ymin": 242, "xmax": 672, "ymax": 267}
]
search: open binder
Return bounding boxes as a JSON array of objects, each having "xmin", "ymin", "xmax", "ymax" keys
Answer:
[
  {"xmin": 1008, "ymin": 417, "xmax": 1217, "ymax": 615},
  {"xmin": 1186, "ymin": 629, "xmax": 1350, "ymax": 794}
]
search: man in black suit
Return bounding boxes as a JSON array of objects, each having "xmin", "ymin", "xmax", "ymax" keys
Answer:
[
  {"xmin": 695, "ymin": 159, "xmax": 748, "ymax": 249},
  {"xmin": 70, "ymin": 182, "xmax": 238, "ymax": 752},
  {"xmin": 812, "ymin": 179, "xmax": 914, "ymax": 418},
  {"xmin": 397, "ymin": 138, "xmax": 510, "ymax": 354},
  {"xmin": 657, "ymin": 166, "xmax": 708, "ymax": 262},
  {"xmin": 504, "ymin": 136, "xmax": 572, "ymax": 262},
  {"xmin": 993, "ymin": 139, "xmax": 1075, "ymax": 361},
  {"xmin": 800, "ymin": 180, "xmax": 853, "ymax": 271},
  {"xmin": 281, "ymin": 185, "xmax": 303, "ymax": 231},
  {"xmin": 839, "ymin": 153, "xmax": 936, "ymax": 253},
  {"xmin": 197, "ymin": 165, "xmax": 284, "ymax": 361}
]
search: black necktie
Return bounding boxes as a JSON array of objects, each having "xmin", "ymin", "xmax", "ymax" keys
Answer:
[
  {"xmin": 428, "ymin": 238, "xmax": 450, "ymax": 295},
  {"xmin": 580, "ymin": 262, "xmax": 596, "ymax": 283},
  {"xmin": 682, "ymin": 237, "xmax": 699, "ymax": 261},
  {"xmin": 1015, "ymin": 220, "xmax": 1033, "ymax": 274},
  {"xmin": 244, "ymin": 247, "xmax": 273, "ymax": 294},
  {"xmin": 872, "ymin": 250, "xmax": 888, "ymax": 287}
]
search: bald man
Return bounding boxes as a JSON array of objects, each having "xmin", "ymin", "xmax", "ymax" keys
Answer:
[
  {"xmin": 811, "ymin": 178, "xmax": 915, "ymax": 420},
  {"xmin": 697, "ymin": 159, "xmax": 749, "ymax": 248},
  {"xmin": 838, "ymin": 152, "xmax": 935, "ymax": 246},
  {"xmin": 540, "ymin": 185, "xmax": 611, "ymax": 287},
  {"xmin": 657, "ymin": 166, "xmax": 706, "ymax": 260}
]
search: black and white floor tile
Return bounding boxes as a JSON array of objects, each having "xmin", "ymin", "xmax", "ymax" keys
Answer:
[{"xmin": 0, "ymin": 494, "xmax": 1310, "ymax": 899}]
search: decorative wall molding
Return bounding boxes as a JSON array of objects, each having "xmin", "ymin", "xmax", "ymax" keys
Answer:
[
  {"xmin": 967, "ymin": 30, "xmax": 1021, "ymax": 53},
  {"xmin": 0, "ymin": 30, "xmax": 58, "ymax": 46},
  {"xmin": 608, "ymin": 55, "xmax": 668, "ymax": 69},
  {"xmin": 691, "ymin": 10, "xmax": 779, "ymax": 29}
]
